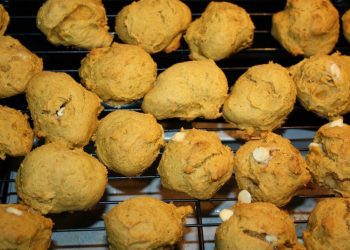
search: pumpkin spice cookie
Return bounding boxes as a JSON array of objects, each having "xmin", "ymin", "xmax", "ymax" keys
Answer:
[{"xmin": 0, "ymin": 4, "xmax": 9, "ymax": 35}]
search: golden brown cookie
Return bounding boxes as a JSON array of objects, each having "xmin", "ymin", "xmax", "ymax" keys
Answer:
[
  {"xmin": 36, "ymin": 0, "xmax": 113, "ymax": 49},
  {"xmin": 0, "ymin": 204, "xmax": 53, "ymax": 250},
  {"xmin": 104, "ymin": 196, "xmax": 193, "ymax": 250},
  {"xmin": 185, "ymin": 1, "xmax": 254, "ymax": 61},
  {"xmin": 79, "ymin": 43, "xmax": 157, "ymax": 106},
  {"xmin": 0, "ymin": 36, "xmax": 43, "ymax": 99},
  {"xmin": 290, "ymin": 53, "xmax": 350, "ymax": 119},
  {"xmin": 303, "ymin": 198, "xmax": 350, "ymax": 250},
  {"xmin": 271, "ymin": 0, "xmax": 339, "ymax": 57},
  {"xmin": 234, "ymin": 132, "xmax": 311, "ymax": 207},
  {"xmin": 223, "ymin": 62, "xmax": 296, "ymax": 132},
  {"xmin": 95, "ymin": 110, "xmax": 164, "ymax": 176},
  {"xmin": 115, "ymin": 0, "xmax": 191, "ymax": 54},
  {"xmin": 16, "ymin": 143, "xmax": 108, "ymax": 214},
  {"xmin": 142, "ymin": 60, "xmax": 228, "ymax": 121},
  {"xmin": 26, "ymin": 71, "xmax": 102, "ymax": 148},
  {"xmin": 342, "ymin": 9, "xmax": 350, "ymax": 43},
  {"xmin": 0, "ymin": 105, "xmax": 33, "ymax": 160},
  {"xmin": 215, "ymin": 202, "xmax": 304, "ymax": 250},
  {"xmin": 0, "ymin": 4, "xmax": 9, "ymax": 35},
  {"xmin": 158, "ymin": 128, "xmax": 234, "ymax": 199}
]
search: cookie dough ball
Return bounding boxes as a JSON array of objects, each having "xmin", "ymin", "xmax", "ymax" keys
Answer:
[
  {"xmin": 26, "ymin": 71, "xmax": 102, "ymax": 148},
  {"xmin": 342, "ymin": 10, "xmax": 350, "ymax": 43},
  {"xmin": 185, "ymin": 2, "xmax": 254, "ymax": 61},
  {"xmin": 271, "ymin": 0, "xmax": 339, "ymax": 57},
  {"xmin": 215, "ymin": 202, "xmax": 303, "ymax": 250},
  {"xmin": 104, "ymin": 196, "xmax": 193, "ymax": 250},
  {"xmin": 234, "ymin": 132, "xmax": 311, "ymax": 207},
  {"xmin": 290, "ymin": 53, "xmax": 350, "ymax": 119},
  {"xmin": 0, "ymin": 105, "xmax": 33, "ymax": 160},
  {"xmin": 306, "ymin": 119, "xmax": 350, "ymax": 197},
  {"xmin": 0, "ymin": 36, "xmax": 43, "ymax": 99},
  {"xmin": 79, "ymin": 43, "xmax": 157, "ymax": 106},
  {"xmin": 95, "ymin": 110, "xmax": 164, "ymax": 176},
  {"xmin": 0, "ymin": 204, "xmax": 53, "ymax": 249},
  {"xmin": 115, "ymin": 0, "xmax": 191, "ymax": 54},
  {"xmin": 37, "ymin": 0, "xmax": 113, "ymax": 49},
  {"xmin": 303, "ymin": 198, "xmax": 350, "ymax": 250},
  {"xmin": 0, "ymin": 4, "xmax": 9, "ymax": 35},
  {"xmin": 158, "ymin": 129, "xmax": 234, "ymax": 199},
  {"xmin": 16, "ymin": 143, "xmax": 107, "ymax": 214},
  {"xmin": 223, "ymin": 63, "xmax": 296, "ymax": 132},
  {"xmin": 142, "ymin": 60, "xmax": 228, "ymax": 121}
]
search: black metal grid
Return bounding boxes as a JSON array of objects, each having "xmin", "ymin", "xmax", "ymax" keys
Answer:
[{"xmin": 1, "ymin": 0, "xmax": 350, "ymax": 249}]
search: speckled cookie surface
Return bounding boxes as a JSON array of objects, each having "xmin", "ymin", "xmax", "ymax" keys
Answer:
[
  {"xmin": 0, "ymin": 4, "xmax": 9, "ymax": 35},
  {"xmin": 185, "ymin": 1, "xmax": 254, "ymax": 61},
  {"xmin": 0, "ymin": 204, "xmax": 53, "ymax": 250},
  {"xmin": 223, "ymin": 63, "xmax": 296, "ymax": 132},
  {"xmin": 95, "ymin": 110, "xmax": 164, "ymax": 176},
  {"xmin": 26, "ymin": 71, "xmax": 102, "ymax": 148},
  {"xmin": 0, "ymin": 105, "xmax": 33, "ymax": 160},
  {"xmin": 215, "ymin": 202, "xmax": 304, "ymax": 250},
  {"xmin": 303, "ymin": 198, "xmax": 350, "ymax": 250},
  {"xmin": 16, "ymin": 143, "xmax": 107, "ymax": 214},
  {"xmin": 290, "ymin": 53, "xmax": 350, "ymax": 119},
  {"xmin": 234, "ymin": 132, "xmax": 311, "ymax": 207},
  {"xmin": 142, "ymin": 60, "xmax": 228, "ymax": 121},
  {"xmin": 37, "ymin": 0, "xmax": 113, "ymax": 49},
  {"xmin": 271, "ymin": 0, "xmax": 339, "ymax": 57},
  {"xmin": 115, "ymin": 0, "xmax": 191, "ymax": 54},
  {"xmin": 342, "ymin": 10, "xmax": 350, "ymax": 43},
  {"xmin": 0, "ymin": 36, "xmax": 43, "ymax": 99},
  {"xmin": 79, "ymin": 43, "xmax": 157, "ymax": 106},
  {"xmin": 104, "ymin": 196, "xmax": 193, "ymax": 250},
  {"xmin": 158, "ymin": 128, "xmax": 234, "ymax": 199}
]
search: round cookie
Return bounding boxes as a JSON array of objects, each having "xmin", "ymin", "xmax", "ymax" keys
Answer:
[
  {"xmin": 184, "ymin": 1, "xmax": 254, "ymax": 61},
  {"xmin": 142, "ymin": 60, "xmax": 228, "ymax": 121},
  {"xmin": 342, "ymin": 9, "xmax": 350, "ymax": 43},
  {"xmin": 306, "ymin": 119, "xmax": 350, "ymax": 197},
  {"xmin": 115, "ymin": 0, "xmax": 191, "ymax": 54},
  {"xmin": 36, "ymin": 0, "xmax": 113, "ymax": 49},
  {"xmin": 0, "ymin": 4, "xmax": 9, "ymax": 35},
  {"xmin": 16, "ymin": 143, "xmax": 108, "ymax": 214},
  {"xmin": 26, "ymin": 71, "xmax": 102, "ymax": 148},
  {"xmin": 104, "ymin": 196, "xmax": 193, "ymax": 250},
  {"xmin": 303, "ymin": 198, "xmax": 350, "ymax": 250},
  {"xmin": 271, "ymin": 0, "xmax": 339, "ymax": 57},
  {"xmin": 215, "ymin": 202, "xmax": 304, "ymax": 250},
  {"xmin": 0, "ymin": 105, "xmax": 33, "ymax": 160},
  {"xmin": 158, "ymin": 128, "xmax": 234, "ymax": 199},
  {"xmin": 0, "ymin": 36, "xmax": 43, "ymax": 99},
  {"xmin": 290, "ymin": 53, "xmax": 350, "ymax": 119},
  {"xmin": 95, "ymin": 110, "xmax": 164, "ymax": 176},
  {"xmin": 0, "ymin": 204, "xmax": 53, "ymax": 250},
  {"xmin": 79, "ymin": 43, "xmax": 157, "ymax": 106},
  {"xmin": 234, "ymin": 132, "xmax": 311, "ymax": 207},
  {"xmin": 223, "ymin": 62, "xmax": 296, "ymax": 132}
]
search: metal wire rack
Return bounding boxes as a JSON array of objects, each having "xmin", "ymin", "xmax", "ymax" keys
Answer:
[{"xmin": 1, "ymin": 0, "xmax": 350, "ymax": 249}]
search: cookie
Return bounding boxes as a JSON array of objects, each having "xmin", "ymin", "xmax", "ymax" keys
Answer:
[
  {"xmin": 16, "ymin": 143, "xmax": 108, "ymax": 214},
  {"xmin": 342, "ymin": 9, "xmax": 350, "ymax": 43},
  {"xmin": 158, "ymin": 128, "xmax": 234, "ymax": 199},
  {"xmin": 142, "ymin": 60, "xmax": 228, "ymax": 121},
  {"xmin": 26, "ymin": 71, "xmax": 102, "ymax": 148},
  {"xmin": 79, "ymin": 43, "xmax": 157, "ymax": 107},
  {"xmin": 0, "ymin": 4, "xmax": 9, "ymax": 35},
  {"xmin": 37, "ymin": 0, "xmax": 113, "ymax": 49},
  {"xmin": 115, "ymin": 0, "xmax": 191, "ymax": 54},
  {"xmin": 0, "ymin": 36, "xmax": 43, "ymax": 99},
  {"xmin": 104, "ymin": 196, "xmax": 193, "ymax": 250},
  {"xmin": 0, "ymin": 105, "xmax": 33, "ymax": 160},
  {"xmin": 271, "ymin": 0, "xmax": 339, "ymax": 57},
  {"xmin": 185, "ymin": 1, "xmax": 254, "ymax": 61},
  {"xmin": 223, "ymin": 62, "xmax": 296, "ymax": 132},
  {"xmin": 303, "ymin": 198, "xmax": 350, "ymax": 250},
  {"xmin": 234, "ymin": 132, "xmax": 311, "ymax": 207},
  {"xmin": 95, "ymin": 110, "xmax": 164, "ymax": 176},
  {"xmin": 0, "ymin": 204, "xmax": 53, "ymax": 250}
]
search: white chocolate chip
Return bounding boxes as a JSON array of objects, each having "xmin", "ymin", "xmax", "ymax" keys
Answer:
[
  {"xmin": 219, "ymin": 209, "xmax": 234, "ymax": 222},
  {"xmin": 308, "ymin": 142, "xmax": 322, "ymax": 150},
  {"xmin": 265, "ymin": 234, "xmax": 278, "ymax": 243},
  {"xmin": 56, "ymin": 107, "xmax": 65, "ymax": 117},
  {"xmin": 252, "ymin": 147, "xmax": 271, "ymax": 165},
  {"xmin": 5, "ymin": 207, "xmax": 23, "ymax": 216},
  {"xmin": 238, "ymin": 190, "xmax": 252, "ymax": 204},
  {"xmin": 330, "ymin": 63, "xmax": 341, "ymax": 81},
  {"xmin": 328, "ymin": 118, "xmax": 343, "ymax": 128},
  {"xmin": 171, "ymin": 132, "xmax": 186, "ymax": 142}
]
